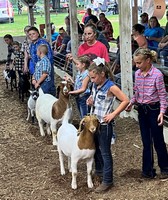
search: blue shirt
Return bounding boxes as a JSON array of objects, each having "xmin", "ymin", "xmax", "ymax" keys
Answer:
[
  {"xmin": 29, "ymin": 38, "xmax": 53, "ymax": 74},
  {"xmin": 44, "ymin": 32, "xmax": 59, "ymax": 42},
  {"xmin": 144, "ymin": 27, "xmax": 165, "ymax": 49},
  {"xmin": 74, "ymin": 69, "xmax": 90, "ymax": 94}
]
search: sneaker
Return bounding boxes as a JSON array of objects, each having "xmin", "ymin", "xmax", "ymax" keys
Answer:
[
  {"xmin": 95, "ymin": 183, "xmax": 113, "ymax": 193},
  {"xmin": 141, "ymin": 169, "xmax": 157, "ymax": 179},
  {"xmin": 160, "ymin": 172, "xmax": 168, "ymax": 179},
  {"xmin": 141, "ymin": 172, "xmax": 157, "ymax": 179}
]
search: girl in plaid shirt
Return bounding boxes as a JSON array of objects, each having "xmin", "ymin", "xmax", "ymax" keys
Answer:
[
  {"xmin": 87, "ymin": 57, "xmax": 129, "ymax": 193},
  {"xmin": 126, "ymin": 48, "xmax": 168, "ymax": 179}
]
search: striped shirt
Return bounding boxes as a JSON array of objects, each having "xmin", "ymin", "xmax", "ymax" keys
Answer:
[
  {"xmin": 130, "ymin": 66, "xmax": 168, "ymax": 113},
  {"xmin": 91, "ymin": 79, "xmax": 115, "ymax": 123}
]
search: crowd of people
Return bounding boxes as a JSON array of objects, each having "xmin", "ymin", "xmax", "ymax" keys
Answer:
[{"xmin": 3, "ymin": 8, "xmax": 168, "ymax": 193}]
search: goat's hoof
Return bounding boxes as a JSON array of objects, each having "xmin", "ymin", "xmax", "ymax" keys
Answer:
[
  {"xmin": 53, "ymin": 141, "xmax": 57, "ymax": 146},
  {"xmin": 88, "ymin": 182, "xmax": 94, "ymax": 188},
  {"xmin": 71, "ymin": 184, "xmax": 77, "ymax": 190},
  {"xmin": 61, "ymin": 171, "xmax": 65, "ymax": 175}
]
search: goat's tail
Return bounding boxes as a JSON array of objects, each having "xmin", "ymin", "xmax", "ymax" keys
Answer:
[
  {"xmin": 62, "ymin": 107, "xmax": 72, "ymax": 125},
  {"xmin": 39, "ymin": 87, "xmax": 44, "ymax": 96}
]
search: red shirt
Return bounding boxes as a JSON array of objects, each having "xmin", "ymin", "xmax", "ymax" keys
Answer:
[{"xmin": 78, "ymin": 41, "xmax": 110, "ymax": 62}]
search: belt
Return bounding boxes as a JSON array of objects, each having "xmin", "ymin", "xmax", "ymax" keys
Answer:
[{"xmin": 137, "ymin": 101, "xmax": 160, "ymax": 106}]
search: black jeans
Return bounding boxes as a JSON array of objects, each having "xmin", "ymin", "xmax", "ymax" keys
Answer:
[{"xmin": 138, "ymin": 102, "xmax": 168, "ymax": 176}]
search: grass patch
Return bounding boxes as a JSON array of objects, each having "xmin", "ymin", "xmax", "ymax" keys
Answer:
[{"xmin": 0, "ymin": 11, "xmax": 167, "ymax": 39}]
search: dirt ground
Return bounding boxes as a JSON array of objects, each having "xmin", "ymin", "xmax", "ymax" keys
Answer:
[{"xmin": 0, "ymin": 65, "xmax": 168, "ymax": 200}]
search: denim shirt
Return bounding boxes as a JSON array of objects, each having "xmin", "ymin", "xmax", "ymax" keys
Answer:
[
  {"xmin": 29, "ymin": 38, "xmax": 53, "ymax": 74},
  {"xmin": 91, "ymin": 79, "xmax": 115, "ymax": 123},
  {"xmin": 74, "ymin": 69, "xmax": 90, "ymax": 94}
]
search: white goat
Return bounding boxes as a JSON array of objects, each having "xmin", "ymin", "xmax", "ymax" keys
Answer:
[
  {"xmin": 35, "ymin": 81, "xmax": 72, "ymax": 145},
  {"xmin": 57, "ymin": 114, "xmax": 99, "ymax": 189},
  {"xmin": 26, "ymin": 90, "xmax": 39, "ymax": 124}
]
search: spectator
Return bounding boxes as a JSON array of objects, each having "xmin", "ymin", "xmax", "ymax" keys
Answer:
[
  {"xmin": 18, "ymin": 3, "xmax": 23, "ymax": 15},
  {"xmin": 158, "ymin": 35, "xmax": 168, "ymax": 66},
  {"xmin": 96, "ymin": 26, "xmax": 110, "ymax": 52},
  {"xmin": 53, "ymin": 27, "xmax": 70, "ymax": 67},
  {"xmin": 140, "ymin": 12, "xmax": 149, "ymax": 29},
  {"xmin": 144, "ymin": 16, "xmax": 164, "ymax": 51},
  {"xmin": 126, "ymin": 48, "xmax": 168, "ymax": 179},
  {"xmin": 3, "ymin": 34, "xmax": 14, "ymax": 67},
  {"xmin": 97, "ymin": 12, "xmax": 114, "ymax": 41},
  {"xmin": 65, "ymin": 14, "xmax": 70, "ymax": 36},
  {"xmin": 53, "ymin": 27, "xmax": 65, "ymax": 52},
  {"xmin": 44, "ymin": 23, "xmax": 59, "ymax": 42},
  {"xmin": 78, "ymin": 23, "xmax": 110, "ymax": 62},
  {"xmin": 21, "ymin": 25, "xmax": 32, "ymax": 73},
  {"xmin": 84, "ymin": 8, "xmax": 98, "ymax": 25},
  {"xmin": 66, "ymin": 33, "xmax": 83, "ymax": 54},
  {"xmin": 32, "ymin": 44, "xmax": 55, "ymax": 96},
  {"xmin": 65, "ymin": 10, "xmax": 84, "ymax": 36},
  {"xmin": 164, "ymin": 10, "xmax": 168, "ymax": 36},
  {"xmin": 132, "ymin": 23, "xmax": 148, "ymax": 48}
]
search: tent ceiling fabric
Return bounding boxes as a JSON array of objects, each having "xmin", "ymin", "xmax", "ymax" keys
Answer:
[{"xmin": 20, "ymin": 0, "xmax": 38, "ymax": 6}]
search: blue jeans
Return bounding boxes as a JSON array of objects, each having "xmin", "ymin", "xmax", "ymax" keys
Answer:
[
  {"xmin": 94, "ymin": 123, "xmax": 113, "ymax": 185},
  {"xmin": 138, "ymin": 103, "xmax": 168, "ymax": 176},
  {"xmin": 75, "ymin": 93, "xmax": 90, "ymax": 118},
  {"xmin": 41, "ymin": 80, "xmax": 56, "ymax": 96}
]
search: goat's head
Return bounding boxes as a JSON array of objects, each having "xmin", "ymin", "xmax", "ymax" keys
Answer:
[
  {"xmin": 77, "ymin": 115, "xmax": 100, "ymax": 136},
  {"xmin": 29, "ymin": 89, "xmax": 39, "ymax": 101},
  {"xmin": 56, "ymin": 80, "xmax": 73, "ymax": 98}
]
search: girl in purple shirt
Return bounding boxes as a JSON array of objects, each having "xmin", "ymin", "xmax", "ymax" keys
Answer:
[{"xmin": 126, "ymin": 48, "xmax": 168, "ymax": 179}]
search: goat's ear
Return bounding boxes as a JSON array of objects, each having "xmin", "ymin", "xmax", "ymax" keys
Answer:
[
  {"xmin": 70, "ymin": 84, "xmax": 74, "ymax": 91},
  {"xmin": 77, "ymin": 117, "xmax": 85, "ymax": 136},
  {"xmin": 29, "ymin": 90, "xmax": 33, "ymax": 94},
  {"xmin": 56, "ymin": 85, "xmax": 60, "ymax": 98}
]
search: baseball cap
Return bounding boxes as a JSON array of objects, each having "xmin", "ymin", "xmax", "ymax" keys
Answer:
[{"xmin": 140, "ymin": 12, "xmax": 148, "ymax": 17}]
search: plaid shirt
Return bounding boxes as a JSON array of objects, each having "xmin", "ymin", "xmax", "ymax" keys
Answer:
[
  {"xmin": 34, "ymin": 56, "xmax": 51, "ymax": 82},
  {"xmin": 97, "ymin": 18, "xmax": 113, "ymax": 41},
  {"xmin": 131, "ymin": 66, "xmax": 168, "ymax": 113},
  {"xmin": 13, "ymin": 51, "xmax": 24, "ymax": 72},
  {"xmin": 91, "ymin": 79, "xmax": 115, "ymax": 123},
  {"xmin": 6, "ymin": 44, "xmax": 15, "ymax": 65},
  {"xmin": 21, "ymin": 38, "xmax": 31, "ymax": 55}
]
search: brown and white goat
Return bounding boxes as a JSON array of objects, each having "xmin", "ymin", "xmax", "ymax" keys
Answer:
[
  {"xmin": 57, "ymin": 114, "xmax": 99, "ymax": 189},
  {"xmin": 35, "ymin": 81, "xmax": 73, "ymax": 145}
]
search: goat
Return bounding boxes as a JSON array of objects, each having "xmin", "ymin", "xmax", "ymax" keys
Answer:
[
  {"xmin": 35, "ymin": 81, "xmax": 73, "ymax": 145},
  {"xmin": 18, "ymin": 71, "xmax": 30, "ymax": 102},
  {"xmin": 57, "ymin": 114, "xmax": 99, "ymax": 189},
  {"xmin": 3, "ymin": 68, "xmax": 17, "ymax": 91},
  {"xmin": 26, "ymin": 90, "xmax": 39, "ymax": 124}
]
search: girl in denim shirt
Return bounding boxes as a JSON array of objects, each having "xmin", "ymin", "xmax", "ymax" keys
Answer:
[
  {"xmin": 87, "ymin": 57, "xmax": 129, "ymax": 193},
  {"xmin": 65, "ymin": 55, "xmax": 91, "ymax": 118}
]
